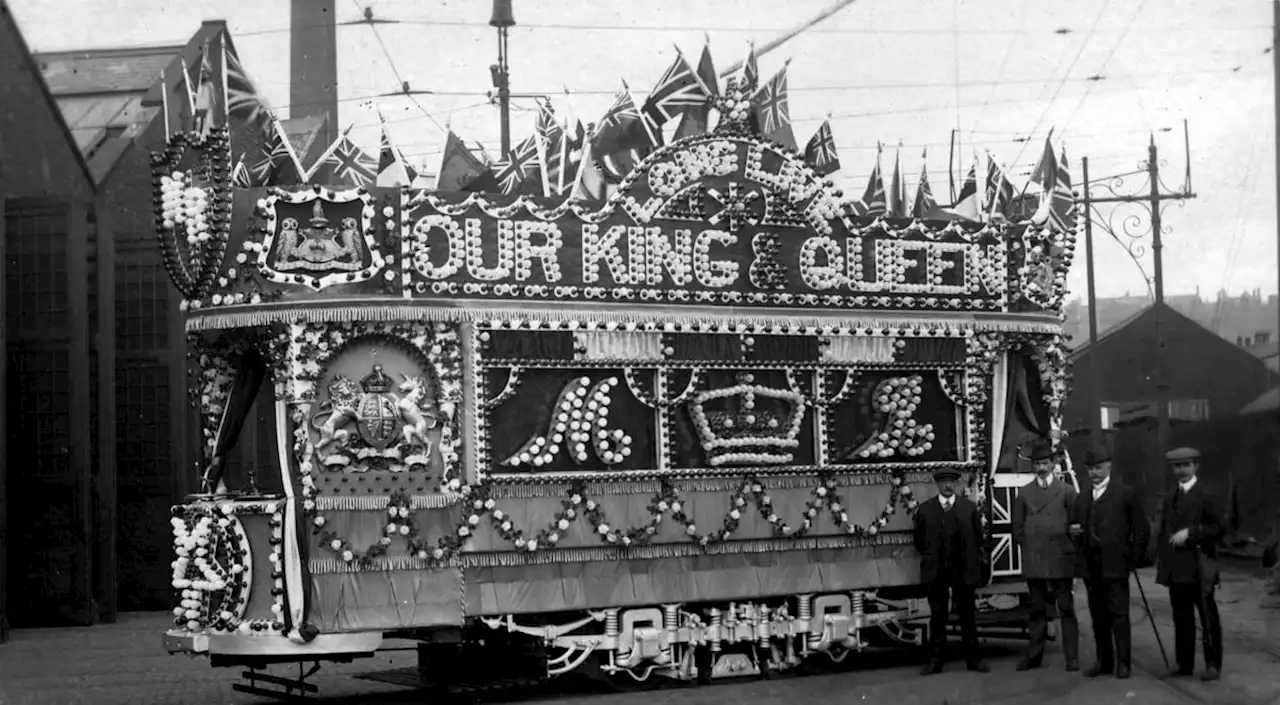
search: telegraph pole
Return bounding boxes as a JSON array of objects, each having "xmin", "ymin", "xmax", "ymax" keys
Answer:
[
  {"xmin": 1081, "ymin": 157, "xmax": 1102, "ymax": 443},
  {"xmin": 490, "ymin": 0, "xmax": 515, "ymax": 158},
  {"xmin": 1080, "ymin": 131, "xmax": 1196, "ymax": 490},
  {"xmin": 1274, "ymin": 0, "xmax": 1280, "ymax": 374}
]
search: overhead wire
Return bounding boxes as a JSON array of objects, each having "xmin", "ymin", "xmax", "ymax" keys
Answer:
[
  {"xmin": 347, "ymin": 0, "xmax": 447, "ymax": 135},
  {"xmin": 1059, "ymin": 0, "xmax": 1148, "ymax": 140},
  {"xmin": 965, "ymin": 1, "xmax": 1029, "ymax": 143},
  {"xmin": 1007, "ymin": 0, "xmax": 1114, "ymax": 169}
]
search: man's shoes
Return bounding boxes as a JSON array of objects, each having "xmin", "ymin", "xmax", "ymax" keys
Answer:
[
  {"xmin": 1167, "ymin": 667, "xmax": 1194, "ymax": 678},
  {"xmin": 1084, "ymin": 662, "xmax": 1113, "ymax": 678},
  {"xmin": 1201, "ymin": 667, "xmax": 1221, "ymax": 682},
  {"xmin": 968, "ymin": 660, "xmax": 991, "ymax": 673},
  {"xmin": 1065, "ymin": 659, "xmax": 1079, "ymax": 672},
  {"xmin": 1116, "ymin": 664, "xmax": 1131, "ymax": 680},
  {"xmin": 1016, "ymin": 657, "xmax": 1041, "ymax": 671},
  {"xmin": 920, "ymin": 658, "xmax": 943, "ymax": 676}
]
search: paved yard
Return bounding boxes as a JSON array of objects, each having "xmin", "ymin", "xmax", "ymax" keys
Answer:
[{"xmin": 2, "ymin": 570, "xmax": 1278, "ymax": 705}]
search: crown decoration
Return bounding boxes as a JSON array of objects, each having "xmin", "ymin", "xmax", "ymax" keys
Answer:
[
  {"xmin": 361, "ymin": 364, "xmax": 394, "ymax": 394},
  {"xmin": 689, "ymin": 372, "xmax": 807, "ymax": 467}
]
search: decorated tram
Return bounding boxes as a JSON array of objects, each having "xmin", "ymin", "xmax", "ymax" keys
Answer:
[{"xmin": 155, "ymin": 58, "xmax": 1076, "ymax": 694}]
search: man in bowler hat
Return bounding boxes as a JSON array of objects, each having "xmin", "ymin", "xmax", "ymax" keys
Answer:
[
  {"xmin": 914, "ymin": 467, "xmax": 991, "ymax": 675},
  {"xmin": 1072, "ymin": 445, "xmax": 1150, "ymax": 679},
  {"xmin": 1013, "ymin": 440, "xmax": 1080, "ymax": 671},
  {"xmin": 1156, "ymin": 446, "xmax": 1224, "ymax": 681}
]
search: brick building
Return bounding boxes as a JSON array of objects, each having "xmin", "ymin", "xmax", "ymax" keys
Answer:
[
  {"xmin": 0, "ymin": 1, "xmax": 110, "ymax": 639},
  {"xmin": 2, "ymin": 10, "xmax": 286, "ymax": 634}
]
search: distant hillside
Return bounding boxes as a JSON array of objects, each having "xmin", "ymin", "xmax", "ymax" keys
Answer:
[{"xmin": 1062, "ymin": 291, "xmax": 1278, "ymax": 349}]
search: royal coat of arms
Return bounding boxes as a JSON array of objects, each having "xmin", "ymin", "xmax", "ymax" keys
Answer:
[{"xmin": 312, "ymin": 364, "xmax": 439, "ymax": 472}]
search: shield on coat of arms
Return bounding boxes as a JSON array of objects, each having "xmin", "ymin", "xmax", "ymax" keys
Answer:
[
  {"xmin": 350, "ymin": 364, "xmax": 405, "ymax": 450},
  {"xmin": 356, "ymin": 392, "xmax": 403, "ymax": 449}
]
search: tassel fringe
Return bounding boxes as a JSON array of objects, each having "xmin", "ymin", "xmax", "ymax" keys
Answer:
[{"xmin": 186, "ymin": 299, "xmax": 1063, "ymax": 335}]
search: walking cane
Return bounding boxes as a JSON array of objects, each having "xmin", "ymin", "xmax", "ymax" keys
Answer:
[{"xmin": 1131, "ymin": 570, "xmax": 1170, "ymax": 670}]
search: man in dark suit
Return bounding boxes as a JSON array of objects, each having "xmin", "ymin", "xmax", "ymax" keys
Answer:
[
  {"xmin": 1012, "ymin": 440, "xmax": 1079, "ymax": 671},
  {"xmin": 1156, "ymin": 446, "xmax": 1224, "ymax": 682},
  {"xmin": 914, "ymin": 467, "xmax": 991, "ymax": 675},
  {"xmin": 1072, "ymin": 445, "xmax": 1150, "ymax": 679}
]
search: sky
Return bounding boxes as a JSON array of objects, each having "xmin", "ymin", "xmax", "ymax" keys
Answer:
[{"xmin": 12, "ymin": 0, "xmax": 1279, "ymax": 301}]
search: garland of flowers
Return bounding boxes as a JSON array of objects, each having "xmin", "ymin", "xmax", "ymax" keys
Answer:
[
  {"xmin": 186, "ymin": 333, "xmax": 237, "ymax": 464},
  {"xmin": 312, "ymin": 470, "xmax": 922, "ymax": 567}
]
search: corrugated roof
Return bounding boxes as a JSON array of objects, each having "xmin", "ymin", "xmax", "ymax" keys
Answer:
[
  {"xmin": 0, "ymin": 1, "xmax": 96, "ymax": 192},
  {"xmin": 34, "ymin": 45, "xmax": 180, "ymax": 183},
  {"xmin": 35, "ymin": 44, "xmax": 182, "ymax": 95}
]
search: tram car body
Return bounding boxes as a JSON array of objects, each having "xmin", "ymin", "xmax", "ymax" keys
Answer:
[{"xmin": 156, "ymin": 119, "xmax": 1076, "ymax": 684}]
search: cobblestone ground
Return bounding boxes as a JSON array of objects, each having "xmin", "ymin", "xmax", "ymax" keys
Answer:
[{"xmin": 3, "ymin": 571, "xmax": 1279, "ymax": 705}]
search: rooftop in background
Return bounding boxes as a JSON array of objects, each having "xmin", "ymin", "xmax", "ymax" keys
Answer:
[{"xmin": 34, "ymin": 44, "xmax": 182, "ymax": 183}]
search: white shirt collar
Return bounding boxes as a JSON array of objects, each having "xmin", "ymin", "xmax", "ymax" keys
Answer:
[
  {"xmin": 1037, "ymin": 474, "xmax": 1054, "ymax": 489},
  {"xmin": 1178, "ymin": 476, "xmax": 1197, "ymax": 492},
  {"xmin": 939, "ymin": 496, "xmax": 954, "ymax": 509},
  {"xmin": 1092, "ymin": 477, "xmax": 1110, "ymax": 498}
]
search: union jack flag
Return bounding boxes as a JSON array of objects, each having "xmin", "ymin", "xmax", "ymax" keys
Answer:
[
  {"xmin": 803, "ymin": 120, "xmax": 840, "ymax": 176},
  {"xmin": 492, "ymin": 136, "xmax": 539, "ymax": 195},
  {"xmin": 984, "ymin": 156, "xmax": 1018, "ymax": 220},
  {"xmin": 225, "ymin": 47, "xmax": 272, "ymax": 135},
  {"xmin": 1029, "ymin": 139, "xmax": 1075, "ymax": 232},
  {"xmin": 591, "ymin": 88, "xmax": 656, "ymax": 183},
  {"xmin": 536, "ymin": 101, "xmax": 566, "ymax": 192},
  {"xmin": 321, "ymin": 135, "xmax": 377, "ymax": 187},
  {"xmin": 640, "ymin": 54, "xmax": 710, "ymax": 140},
  {"xmin": 752, "ymin": 65, "xmax": 796, "ymax": 149},
  {"xmin": 251, "ymin": 116, "xmax": 303, "ymax": 185}
]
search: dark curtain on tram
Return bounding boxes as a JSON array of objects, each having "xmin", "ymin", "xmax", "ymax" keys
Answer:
[
  {"xmin": 202, "ymin": 347, "xmax": 268, "ymax": 494},
  {"xmin": 997, "ymin": 351, "xmax": 1051, "ymax": 472}
]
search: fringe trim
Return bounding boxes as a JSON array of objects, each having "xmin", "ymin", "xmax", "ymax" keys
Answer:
[
  {"xmin": 315, "ymin": 493, "xmax": 464, "ymax": 511},
  {"xmin": 185, "ymin": 299, "xmax": 1063, "ymax": 335},
  {"xmin": 483, "ymin": 472, "xmax": 936, "ymax": 499},
  {"xmin": 307, "ymin": 532, "xmax": 912, "ymax": 573},
  {"xmin": 483, "ymin": 464, "xmax": 974, "ymax": 487}
]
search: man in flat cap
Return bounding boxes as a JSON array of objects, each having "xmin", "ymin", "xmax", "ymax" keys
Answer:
[
  {"xmin": 1072, "ymin": 445, "xmax": 1150, "ymax": 679},
  {"xmin": 1156, "ymin": 446, "xmax": 1224, "ymax": 681},
  {"xmin": 1012, "ymin": 440, "xmax": 1080, "ymax": 672},
  {"xmin": 914, "ymin": 467, "xmax": 990, "ymax": 675}
]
